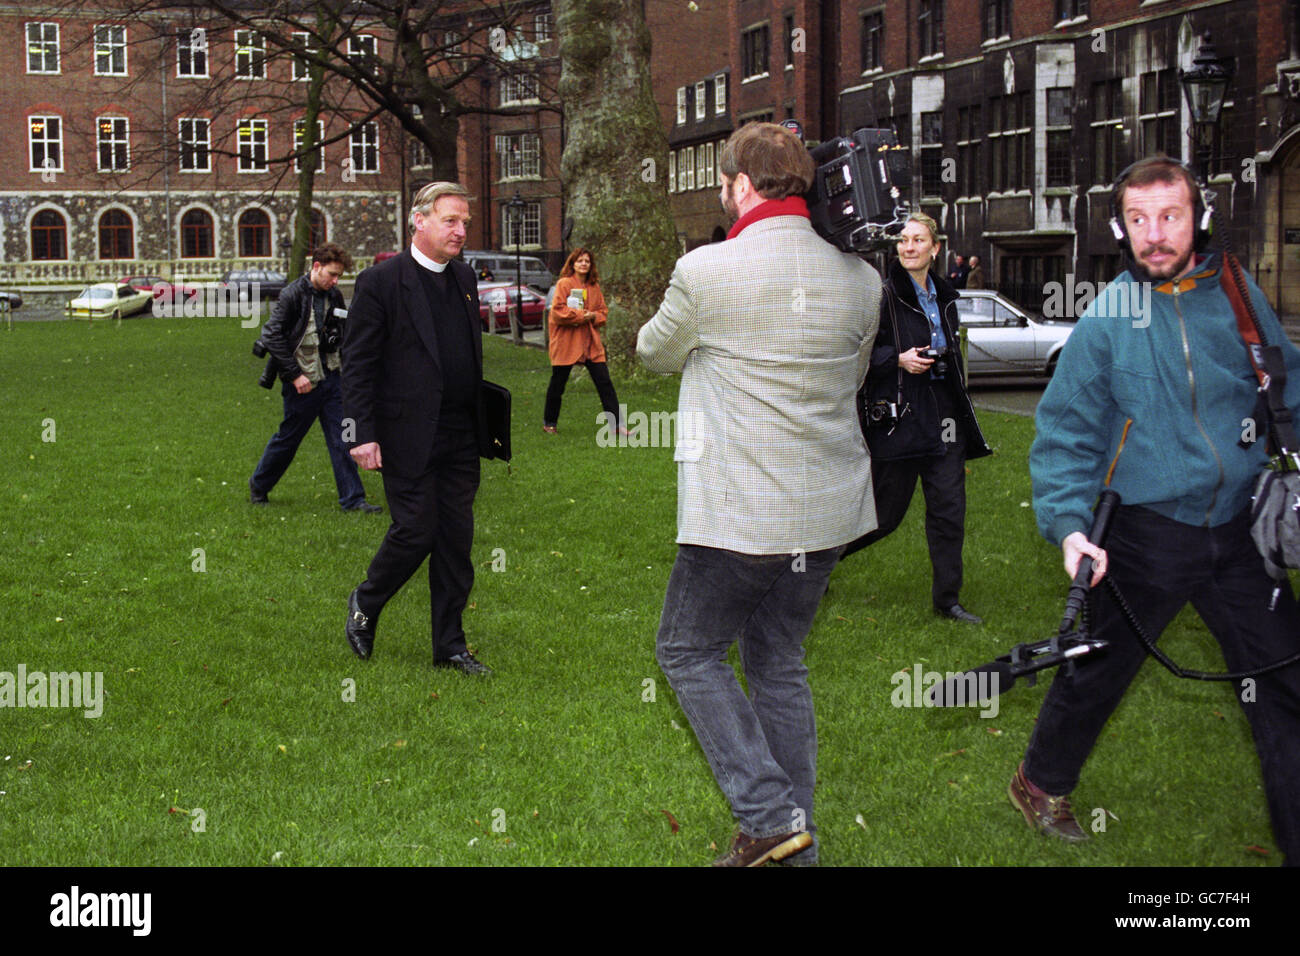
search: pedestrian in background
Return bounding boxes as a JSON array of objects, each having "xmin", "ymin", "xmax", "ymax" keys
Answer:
[{"xmin": 543, "ymin": 247, "xmax": 624, "ymax": 435}]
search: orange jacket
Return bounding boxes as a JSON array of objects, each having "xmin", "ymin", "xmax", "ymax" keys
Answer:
[{"xmin": 548, "ymin": 275, "xmax": 608, "ymax": 366}]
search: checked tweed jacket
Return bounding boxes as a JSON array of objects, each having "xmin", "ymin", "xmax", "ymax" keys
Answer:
[{"xmin": 638, "ymin": 214, "xmax": 882, "ymax": 555}]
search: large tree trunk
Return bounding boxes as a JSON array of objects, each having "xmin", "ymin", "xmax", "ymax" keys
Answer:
[{"xmin": 556, "ymin": 0, "xmax": 679, "ymax": 364}]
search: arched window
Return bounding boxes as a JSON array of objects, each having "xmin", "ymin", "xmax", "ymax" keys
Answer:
[
  {"xmin": 181, "ymin": 208, "xmax": 213, "ymax": 258},
  {"xmin": 31, "ymin": 209, "xmax": 67, "ymax": 260},
  {"xmin": 98, "ymin": 209, "xmax": 133, "ymax": 259},
  {"xmin": 308, "ymin": 208, "xmax": 326, "ymax": 250},
  {"xmin": 238, "ymin": 209, "xmax": 271, "ymax": 257}
]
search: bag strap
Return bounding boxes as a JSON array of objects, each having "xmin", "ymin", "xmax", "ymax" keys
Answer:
[{"xmin": 1221, "ymin": 250, "xmax": 1300, "ymax": 458}]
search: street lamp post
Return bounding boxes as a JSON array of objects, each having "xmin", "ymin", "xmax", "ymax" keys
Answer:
[
  {"xmin": 507, "ymin": 190, "xmax": 525, "ymax": 344},
  {"xmin": 1179, "ymin": 31, "xmax": 1233, "ymax": 183}
]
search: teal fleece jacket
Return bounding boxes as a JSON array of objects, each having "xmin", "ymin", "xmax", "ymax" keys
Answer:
[{"xmin": 1030, "ymin": 252, "xmax": 1300, "ymax": 545}]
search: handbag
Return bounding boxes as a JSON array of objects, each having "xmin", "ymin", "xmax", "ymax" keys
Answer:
[{"xmin": 1221, "ymin": 249, "xmax": 1300, "ymax": 580}]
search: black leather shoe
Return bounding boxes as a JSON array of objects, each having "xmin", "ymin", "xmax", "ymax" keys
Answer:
[
  {"xmin": 346, "ymin": 589, "xmax": 375, "ymax": 660},
  {"xmin": 343, "ymin": 501, "xmax": 383, "ymax": 514},
  {"xmin": 936, "ymin": 603, "xmax": 983, "ymax": 624},
  {"xmin": 434, "ymin": 651, "xmax": 491, "ymax": 675},
  {"xmin": 249, "ymin": 478, "xmax": 268, "ymax": 505}
]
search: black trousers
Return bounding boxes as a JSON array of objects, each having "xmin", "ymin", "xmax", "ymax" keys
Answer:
[
  {"xmin": 842, "ymin": 430, "xmax": 969, "ymax": 609},
  {"xmin": 1023, "ymin": 505, "xmax": 1300, "ymax": 864},
  {"xmin": 355, "ymin": 422, "xmax": 480, "ymax": 661},
  {"xmin": 543, "ymin": 361, "xmax": 621, "ymax": 428}
]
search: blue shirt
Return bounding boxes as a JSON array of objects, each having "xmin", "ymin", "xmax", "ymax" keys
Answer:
[{"xmin": 908, "ymin": 272, "xmax": 947, "ymax": 353}]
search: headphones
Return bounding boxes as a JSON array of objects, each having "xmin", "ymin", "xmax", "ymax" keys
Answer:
[{"xmin": 1107, "ymin": 156, "xmax": 1215, "ymax": 254}]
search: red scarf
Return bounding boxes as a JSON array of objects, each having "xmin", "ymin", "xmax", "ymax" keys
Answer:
[{"xmin": 726, "ymin": 196, "xmax": 811, "ymax": 240}]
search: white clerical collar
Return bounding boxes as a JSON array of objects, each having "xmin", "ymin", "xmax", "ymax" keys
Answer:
[{"xmin": 411, "ymin": 244, "xmax": 448, "ymax": 273}]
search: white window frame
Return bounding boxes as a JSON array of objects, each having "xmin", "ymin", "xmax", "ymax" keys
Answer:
[
  {"xmin": 178, "ymin": 118, "xmax": 210, "ymax": 173},
  {"xmin": 235, "ymin": 30, "xmax": 266, "ymax": 80},
  {"xmin": 704, "ymin": 142, "xmax": 715, "ymax": 187},
  {"xmin": 668, "ymin": 150, "xmax": 676, "ymax": 193},
  {"xmin": 501, "ymin": 201, "xmax": 541, "ymax": 250},
  {"xmin": 714, "ymin": 74, "xmax": 726, "ymax": 114},
  {"xmin": 348, "ymin": 34, "xmax": 377, "ymax": 69},
  {"xmin": 97, "ymin": 116, "xmax": 130, "ymax": 172},
  {"xmin": 94, "ymin": 24, "xmax": 127, "ymax": 76},
  {"xmin": 295, "ymin": 119, "xmax": 325, "ymax": 173},
  {"xmin": 26, "ymin": 22, "xmax": 60, "ymax": 74},
  {"xmin": 237, "ymin": 119, "xmax": 268, "ymax": 172},
  {"xmin": 695, "ymin": 81, "xmax": 707, "ymax": 121},
  {"xmin": 683, "ymin": 148, "xmax": 695, "ymax": 190},
  {"xmin": 28, "ymin": 115, "xmax": 63, "ymax": 173},
  {"xmin": 500, "ymin": 73, "xmax": 539, "ymax": 106},
  {"xmin": 496, "ymin": 131, "xmax": 540, "ymax": 179},
  {"xmin": 350, "ymin": 122, "xmax": 379, "ymax": 174},
  {"xmin": 535, "ymin": 13, "xmax": 553, "ymax": 42},
  {"xmin": 177, "ymin": 27, "xmax": 208, "ymax": 78},
  {"xmin": 292, "ymin": 31, "xmax": 314, "ymax": 81},
  {"xmin": 676, "ymin": 87, "xmax": 687, "ymax": 125}
]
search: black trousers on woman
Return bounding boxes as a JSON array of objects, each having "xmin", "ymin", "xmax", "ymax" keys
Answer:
[{"xmin": 544, "ymin": 361, "xmax": 622, "ymax": 428}]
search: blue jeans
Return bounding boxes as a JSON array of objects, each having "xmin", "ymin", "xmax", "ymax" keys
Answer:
[
  {"xmin": 655, "ymin": 543, "xmax": 840, "ymax": 854},
  {"xmin": 250, "ymin": 371, "xmax": 367, "ymax": 508}
]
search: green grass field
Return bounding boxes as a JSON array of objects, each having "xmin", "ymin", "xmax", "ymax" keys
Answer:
[{"xmin": 0, "ymin": 314, "xmax": 1283, "ymax": 866}]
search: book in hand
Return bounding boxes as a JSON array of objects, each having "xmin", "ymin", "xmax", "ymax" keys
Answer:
[
  {"xmin": 566, "ymin": 290, "xmax": 586, "ymax": 310},
  {"xmin": 479, "ymin": 380, "xmax": 512, "ymax": 462}
]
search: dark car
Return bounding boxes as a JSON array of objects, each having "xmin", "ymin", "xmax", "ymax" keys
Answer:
[
  {"xmin": 119, "ymin": 274, "xmax": 200, "ymax": 302},
  {"xmin": 477, "ymin": 281, "xmax": 546, "ymax": 332},
  {"xmin": 219, "ymin": 269, "xmax": 288, "ymax": 304},
  {"xmin": 0, "ymin": 291, "xmax": 21, "ymax": 312}
]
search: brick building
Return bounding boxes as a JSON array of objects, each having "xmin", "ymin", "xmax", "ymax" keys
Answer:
[
  {"xmin": 1, "ymin": 5, "xmax": 412, "ymax": 287},
  {"xmin": 644, "ymin": 0, "xmax": 1300, "ymax": 328}
]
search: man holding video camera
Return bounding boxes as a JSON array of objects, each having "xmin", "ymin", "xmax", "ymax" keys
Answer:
[
  {"xmin": 249, "ymin": 243, "xmax": 380, "ymax": 514},
  {"xmin": 639, "ymin": 122, "xmax": 881, "ymax": 866},
  {"xmin": 1010, "ymin": 156, "xmax": 1300, "ymax": 864}
]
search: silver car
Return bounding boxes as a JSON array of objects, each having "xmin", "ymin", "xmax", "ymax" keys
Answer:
[{"xmin": 953, "ymin": 289, "xmax": 1074, "ymax": 378}]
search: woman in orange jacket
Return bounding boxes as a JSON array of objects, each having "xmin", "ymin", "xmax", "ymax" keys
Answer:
[{"xmin": 543, "ymin": 247, "xmax": 624, "ymax": 434}]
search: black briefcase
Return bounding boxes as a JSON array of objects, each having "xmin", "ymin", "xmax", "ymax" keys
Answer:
[{"xmin": 479, "ymin": 380, "xmax": 512, "ymax": 461}]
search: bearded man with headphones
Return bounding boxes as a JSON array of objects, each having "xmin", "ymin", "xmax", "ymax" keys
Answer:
[{"xmin": 1008, "ymin": 155, "xmax": 1300, "ymax": 865}]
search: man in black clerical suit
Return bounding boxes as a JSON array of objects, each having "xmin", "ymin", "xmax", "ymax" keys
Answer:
[{"xmin": 341, "ymin": 181, "xmax": 492, "ymax": 675}]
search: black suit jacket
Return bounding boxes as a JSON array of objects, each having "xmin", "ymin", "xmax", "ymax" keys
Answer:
[{"xmin": 342, "ymin": 249, "xmax": 485, "ymax": 478}]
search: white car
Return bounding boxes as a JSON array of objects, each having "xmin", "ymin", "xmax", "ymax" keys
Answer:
[
  {"xmin": 953, "ymin": 289, "xmax": 1074, "ymax": 378},
  {"xmin": 65, "ymin": 283, "xmax": 153, "ymax": 321}
]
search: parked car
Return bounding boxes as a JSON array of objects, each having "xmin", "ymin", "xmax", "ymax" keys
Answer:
[
  {"xmin": 219, "ymin": 269, "xmax": 288, "ymax": 303},
  {"xmin": 462, "ymin": 250, "xmax": 554, "ymax": 291},
  {"xmin": 372, "ymin": 251, "xmax": 400, "ymax": 267},
  {"xmin": 65, "ymin": 283, "xmax": 153, "ymax": 321},
  {"xmin": 0, "ymin": 291, "xmax": 21, "ymax": 312},
  {"xmin": 119, "ymin": 274, "xmax": 200, "ymax": 303},
  {"xmin": 952, "ymin": 289, "xmax": 1074, "ymax": 378},
  {"xmin": 477, "ymin": 281, "xmax": 547, "ymax": 332}
]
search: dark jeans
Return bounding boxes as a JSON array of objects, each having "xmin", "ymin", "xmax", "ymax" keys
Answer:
[
  {"xmin": 842, "ymin": 428, "xmax": 968, "ymax": 609},
  {"xmin": 655, "ymin": 544, "xmax": 840, "ymax": 855},
  {"xmin": 250, "ymin": 371, "xmax": 366, "ymax": 508},
  {"xmin": 355, "ymin": 422, "xmax": 480, "ymax": 661},
  {"xmin": 543, "ymin": 362, "xmax": 621, "ymax": 428},
  {"xmin": 1023, "ymin": 505, "xmax": 1300, "ymax": 864}
]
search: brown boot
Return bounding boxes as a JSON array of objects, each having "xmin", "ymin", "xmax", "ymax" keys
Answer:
[{"xmin": 1008, "ymin": 762, "xmax": 1088, "ymax": 843}]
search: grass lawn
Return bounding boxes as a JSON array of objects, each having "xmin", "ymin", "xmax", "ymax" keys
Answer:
[{"xmin": 0, "ymin": 313, "xmax": 1284, "ymax": 867}]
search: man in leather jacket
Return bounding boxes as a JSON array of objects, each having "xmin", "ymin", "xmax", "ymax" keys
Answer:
[{"xmin": 249, "ymin": 242, "xmax": 380, "ymax": 513}]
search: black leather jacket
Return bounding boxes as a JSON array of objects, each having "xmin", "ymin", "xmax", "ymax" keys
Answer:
[
  {"xmin": 260, "ymin": 273, "xmax": 346, "ymax": 384},
  {"xmin": 861, "ymin": 259, "xmax": 992, "ymax": 461}
]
